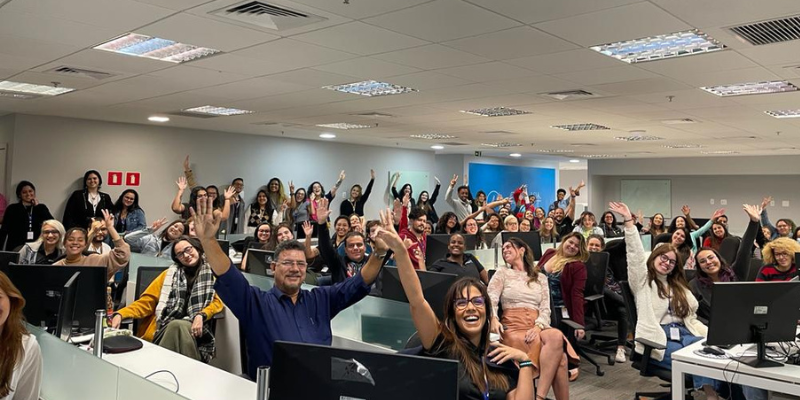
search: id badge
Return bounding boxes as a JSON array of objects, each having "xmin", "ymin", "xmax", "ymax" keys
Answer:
[
  {"xmin": 561, "ymin": 307, "xmax": 570, "ymax": 319},
  {"xmin": 234, "ymin": 217, "xmax": 239, "ymax": 224},
  {"xmin": 669, "ymin": 326, "xmax": 680, "ymax": 341},
  {"xmin": 27, "ymin": 231, "xmax": 34, "ymax": 240}
]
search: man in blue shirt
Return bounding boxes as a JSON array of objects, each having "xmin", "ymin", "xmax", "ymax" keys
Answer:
[{"xmin": 193, "ymin": 197, "xmax": 385, "ymax": 379}]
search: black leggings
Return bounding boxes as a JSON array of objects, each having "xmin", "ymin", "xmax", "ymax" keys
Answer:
[{"xmin": 603, "ymin": 288, "xmax": 628, "ymax": 346}]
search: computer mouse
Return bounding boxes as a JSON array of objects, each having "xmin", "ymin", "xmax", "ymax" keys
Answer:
[{"xmin": 702, "ymin": 346, "xmax": 725, "ymax": 356}]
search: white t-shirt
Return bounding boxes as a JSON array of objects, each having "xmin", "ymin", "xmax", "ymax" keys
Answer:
[{"xmin": 1, "ymin": 334, "xmax": 42, "ymax": 400}]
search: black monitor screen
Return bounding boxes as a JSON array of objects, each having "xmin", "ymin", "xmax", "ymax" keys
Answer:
[
  {"xmin": 246, "ymin": 249, "xmax": 274, "ymax": 276},
  {"xmin": 2, "ymin": 264, "xmax": 106, "ymax": 332},
  {"xmin": 501, "ymin": 231, "xmax": 543, "ymax": 260},
  {"xmin": 270, "ymin": 341, "xmax": 458, "ymax": 400},
  {"xmin": 0, "ymin": 251, "xmax": 20, "ymax": 270},
  {"xmin": 425, "ymin": 234, "xmax": 477, "ymax": 265},
  {"xmin": 378, "ymin": 267, "xmax": 457, "ymax": 320}
]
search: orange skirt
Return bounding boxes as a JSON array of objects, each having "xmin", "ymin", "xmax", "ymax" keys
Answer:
[{"xmin": 500, "ymin": 308, "xmax": 580, "ymax": 376}]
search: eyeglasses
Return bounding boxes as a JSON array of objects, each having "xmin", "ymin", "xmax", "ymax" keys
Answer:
[
  {"xmin": 257, "ymin": 229, "xmax": 271, "ymax": 234},
  {"xmin": 278, "ymin": 260, "xmax": 308, "ymax": 268},
  {"xmin": 454, "ymin": 296, "xmax": 486, "ymax": 310},
  {"xmin": 774, "ymin": 252, "xmax": 791, "ymax": 259},
  {"xmin": 659, "ymin": 254, "xmax": 677, "ymax": 267},
  {"xmin": 696, "ymin": 253, "xmax": 717, "ymax": 265},
  {"xmin": 175, "ymin": 246, "xmax": 195, "ymax": 259},
  {"xmin": 42, "ymin": 230, "xmax": 59, "ymax": 236}
]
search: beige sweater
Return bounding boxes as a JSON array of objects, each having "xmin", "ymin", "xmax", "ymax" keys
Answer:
[
  {"xmin": 625, "ymin": 226, "xmax": 706, "ymax": 361},
  {"xmin": 53, "ymin": 238, "xmax": 130, "ymax": 279}
]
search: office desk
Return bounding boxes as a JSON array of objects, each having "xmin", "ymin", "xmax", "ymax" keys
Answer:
[
  {"xmin": 671, "ymin": 340, "xmax": 800, "ymax": 400},
  {"xmin": 104, "ymin": 338, "xmax": 256, "ymax": 400}
]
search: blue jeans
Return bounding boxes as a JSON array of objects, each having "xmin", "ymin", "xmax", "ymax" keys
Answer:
[
  {"xmin": 650, "ymin": 324, "xmax": 721, "ymax": 390},
  {"xmin": 741, "ymin": 386, "xmax": 768, "ymax": 400}
]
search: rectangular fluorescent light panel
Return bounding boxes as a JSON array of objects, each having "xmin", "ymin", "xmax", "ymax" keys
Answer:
[
  {"xmin": 0, "ymin": 81, "xmax": 74, "ymax": 96},
  {"xmin": 591, "ymin": 29, "xmax": 724, "ymax": 64},
  {"xmin": 701, "ymin": 81, "xmax": 798, "ymax": 97},
  {"xmin": 481, "ymin": 142, "xmax": 522, "ymax": 148},
  {"xmin": 701, "ymin": 150, "xmax": 739, "ymax": 154},
  {"xmin": 582, "ymin": 154, "xmax": 613, "ymax": 158},
  {"xmin": 535, "ymin": 149, "xmax": 575, "ymax": 153},
  {"xmin": 461, "ymin": 107, "xmax": 531, "ymax": 117},
  {"xmin": 663, "ymin": 144, "xmax": 702, "ymax": 149},
  {"xmin": 551, "ymin": 123, "xmax": 610, "ymax": 131},
  {"xmin": 615, "ymin": 135, "xmax": 664, "ymax": 141},
  {"xmin": 182, "ymin": 105, "xmax": 254, "ymax": 116},
  {"xmin": 94, "ymin": 33, "xmax": 220, "ymax": 63},
  {"xmin": 765, "ymin": 109, "xmax": 800, "ymax": 118},
  {"xmin": 323, "ymin": 80, "xmax": 417, "ymax": 97},
  {"xmin": 410, "ymin": 134, "xmax": 459, "ymax": 140},
  {"xmin": 315, "ymin": 123, "xmax": 372, "ymax": 130}
]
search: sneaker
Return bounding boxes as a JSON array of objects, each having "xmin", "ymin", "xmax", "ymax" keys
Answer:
[{"xmin": 615, "ymin": 347, "xmax": 627, "ymax": 363}]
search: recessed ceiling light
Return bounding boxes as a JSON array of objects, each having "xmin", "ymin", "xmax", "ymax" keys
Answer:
[
  {"xmin": 509, "ymin": 153, "xmax": 522, "ymax": 158},
  {"xmin": 322, "ymin": 80, "xmax": 417, "ymax": 97},
  {"xmin": 410, "ymin": 134, "xmax": 459, "ymax": 140},
  {"xmin": 315, "ymin": 123, "xmax": 372, "ymax": 130},
  {"xmin": 182, "ymin": 105, "xmax": 254, "ymax": 116},
  {"xmin": 701, "ymin": 150, "xmax": 739, "ymax": 155},
  {"xmin": 481, "ymin": 142, "xmax": 523, "ymax": 148},
  {"xmin": 319, "ymin": 133, "xmax": 336, "ymax": 139},
  {"xmin": 765, "ymin": 109, "xmax": 800, "ymax": 118},
  {"xmin": 583, "ymin": 154, "xmax": 613, "ymax": 158},
  {"xmin": 551, "ymin": 123, "xmax": 610, "ymax": 131},
  {"xmin": 461, "ymin": 107, "xmax": 531, "ymax": 117},
  {"xmin": 535, "ymin": 149, "xmax": 575, "ymax": 153},
  {"xmin": 94, "ymin": 33, "xmax": 220, "ymax": 63},
  {"xmin": 615, "ymin": 135, "xmax": 664, "ymax": 141},
  {"xmin": 590, "ymin": 29, "xmax": 725, "ymax": 64},
  {"xmin": 663, "ymin": 144, "xmax": 702, "ymax": 149},
  {"xmin": 431, "ymin": 145, "xmax": 444, "ymax": 150},
  {"xmin": 569, "ymin": 159, "xmax": 580, "ymax": 163},
  {"xmin": 0, "ymin": 81, "xmax": 74, "ymax": 96},
  {"xmin": 701, "ymin": 81, "xmax": 798, "ymax": 97},
  {"xmin": 148, "ymin": 116, "xmax": 170, "ymax": 123}
]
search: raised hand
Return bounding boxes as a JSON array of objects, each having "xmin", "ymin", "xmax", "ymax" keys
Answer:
[
  {"xmin": 608, "ymin": 202, "xmax": 632, "ymax": 220},
  {"xmin": 636, "ymin": 209, "xmax": 643, "ymax": 222},
  {"xmin": 190, "ymin": 196, "xmax": 221, "ymax": 241},
  {"xmin": 101, "ymin": 209, "xmax": 115, "ymax": 231},
  {"xmin": 288, "ymin": 181, "xmax": 295, "ymax": 194},
  {"xmin": 681, "ymin": 205, "xmax": 691, "ymax": 216},
  {"xmin": 402, "ymin": 193, "xmax": 410, "ymax": 207},
  {"xmin": 176, "ymin": 176, "xmax": 187, "ymax": 191},
  {"xmin": 223, "ymin": 186, "xmax": 236, "ymax": 201},
  {"xmin": 463, "ymin": 174, "xmax": 468, "ymax": 186},
  {"xmin": 370, "ymin": 169, "xmax": 375, "ymax": 180},
  {"xmin": 339, "ymin": 170, "xmax": 346, "ymax": 181},
  {"xmin": 743, "ymin": 204, "xmax": 762, "ymax": 222},
  {"xmin": 761, "ymin": 196, "xmax": 772, "ymax": 209},
  {"xmin": 302, "ymin": 221, "xmax": 314, "ymax": 238},
  {"xmin": 711, "ymin": 208, "xmax": 726, "ymax": 220},
  {"xmin": 281, "ymin": 200, "xmax": 289, "ymax": 211},
  {"xmin": 183, "ymin": 155, "xmax": 190, "ymax": 171},
  {"xmin": 577, "ymin": 180, "xmax": 586, "ymax": 189},
  {"xmin": 376, "ymin": 209, "xmax": 405, "ymax": 252},
  {"xmin": 150, "ymin": 217, "xmax": 168, "ymax": 232},
  {"xmin": 315, "ymin": 198, "xmax": 331, "ymax": 225},
  {"xmin": 449, "ymin": 174, "xmax": 458, "ymax": 187},
  {"xmin": 434, "ymin": 176, "xmax": 440, "ymax": 185}
]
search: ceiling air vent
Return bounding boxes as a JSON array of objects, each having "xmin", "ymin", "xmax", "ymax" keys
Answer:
[
  {"xmin": 210, "ymin": 1, "xmax": 326, "ymax": 31},
  {"xmin": 540, "ymin": 89, "xmax": 596, "ymax": 101},
  {"xmin": 730, "ymin": 15, "xmax": 800, "ymax": 46},
  {"xmin": 47, "ymin": 66, "xmax": 116, "ymax": 80}
]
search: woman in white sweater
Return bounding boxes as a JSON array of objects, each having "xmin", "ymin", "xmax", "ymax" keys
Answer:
[{"xmin": 608, "ymin": 202, "xmax": 758, "ymax": 400}]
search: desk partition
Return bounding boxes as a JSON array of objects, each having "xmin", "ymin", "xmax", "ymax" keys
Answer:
[{"xmin": 30, "ymin": 325, "xmax": 187, "ymax": 400}]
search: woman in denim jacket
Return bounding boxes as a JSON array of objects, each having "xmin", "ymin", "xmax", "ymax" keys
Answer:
[{"xmin": 114, "ymin": 189, "xmax": 147, "ymax": 234}]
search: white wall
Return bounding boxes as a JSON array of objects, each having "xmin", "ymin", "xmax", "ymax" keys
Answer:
[
  {"xmin": 0, "ymin": 114, "xmax": 14, "ymax": 194},
  {"xmin": 10, "ymin": 114, "xmax": 436, "ymax": 222}
]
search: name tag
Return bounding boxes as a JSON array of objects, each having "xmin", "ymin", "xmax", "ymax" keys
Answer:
[
  {"xmin": 27, "ymin": 231, "xmax": 34, "ymax": 240},
  {"xmin": 669, "ymin": 326, "xmax": 680, "ymax": 341},
  {"xmin": 561, "ymin": 307, "xmax": 570, "ymax": 319}
]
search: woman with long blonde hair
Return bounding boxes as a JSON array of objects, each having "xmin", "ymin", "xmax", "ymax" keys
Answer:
[{"xmin": 0, "ymin": 271, "xmax": 42, "ymax": 400}]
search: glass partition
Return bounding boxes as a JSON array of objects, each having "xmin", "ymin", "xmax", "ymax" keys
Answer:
[
  {"xmin": 30, "ymin": 325, "xmax": 186, "ymax": 400},
  {"xmin": 468, "ymin": 248, "xmax": 499, "ymax": 270},
  {"xmin": 128, "ymin": 252, "xmax": 173, "ymax": 284}
]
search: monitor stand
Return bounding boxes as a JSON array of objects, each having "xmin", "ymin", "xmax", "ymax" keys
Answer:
[{"xmin": 734, "ymin": 325, "xmax": 783, "ymax": 368}]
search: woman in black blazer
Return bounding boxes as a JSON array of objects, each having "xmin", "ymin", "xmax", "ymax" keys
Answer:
[
  {"xmin": 62, "ymin": 170, "xmax": 114, "ymax": 229},
  {"xmin": 0, "ymin": 180, "xmax": 53, "ymax": 250}
]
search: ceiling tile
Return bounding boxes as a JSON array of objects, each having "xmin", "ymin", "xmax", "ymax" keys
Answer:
[
  {"xmin": 534, "ymin": 2, "xmax": 691, "ymax": 47},
  {"xmin": 187, "ymin": 77, "xmax": 311, "ymax": 100},
  {"xmin": 588, "ymin": 77, "xmax": 691, "ymax": 96},
  {"xmin": 738, "ymin": 41, "xmax": 800, "ymax": 67},
  {"xmin": 188, "ymin": 54, "xmax": 296, "ymax": 77},
  {"xmin": 228, "ymin": 89, "xmax": 353, "ymax": 112},
  {"xmin": 3, "ymin": 0, "xmax": 175, "ymax": 31},
  {"xmin": 125, "ymin": 91, "xmax": 235, "ymax": 110},
  {"xmin": 386, "ymin": 71, "xmax": 472, "ymax": 90},
  {"xmin": 507, "ymin": 49, "xmax": 623, "ymax": 75},
  {"xmin": 373, "ymin": 44, "xmax": 491, "ymax": 70},
  {"xmin": 442, "ymin": 26, "xmax": 579, "ymax": 60},
  {"xmin": 675, "ymin": 67, "xmax": 781, "ymax": 87},
  {"xmin": 132, "ymin": 0, "xmax": 215, "ymax": 11},
  {"xmin": 0, "ymin": 10, "xmax": 121, "ymax": 48},
  {"xmin": 32, "ymin": 48, "xmax": 172, "ymax": 76},
  {"xmin": 636, "ymin": 51, "xmax": 758, "ymax": 76},
  {"xmin": 232, "ymin": 38, "xmax": 358, "ymax": 69},
  {"xmin": 5, "ymin": 71, "xmax": 105, "ymax": 90},
  {"xmin": 463, "ymin": 0, "xmax": 643, "ymax": 24},
  {"xmin": 555, "ymin": 65, "xmax": 660, "ymax": 86},
  {"xmin": 146, "ymin": 65, "xmax": 249, "ymax": 89},
  {"xmin": 312, "ymin": 57, "xmax": 421, "ymax": 79},
  {"xmin": 70, "ymin": 77, "xmax": 188, "ymax": 105},
  {"xmin": 290, "ymin": 0, "xmax": 434, "ymax": 19},
  {"xmin": 265, "ymin": 68, "xmax": 357, "ymax": 87},
  {"xmin": 487, "ymin": 75, "xmax": 579, "ymax": 94},
  {"xmin": 139, "ymin": 13, "xmax": 280, "ymax": 52},
  {"xmin": 363, "ymin": 0, "xmax": 520, "ymax": 42},
  {"xmin": 291, "ymin": 22, "xmax": 429, "ymax": 56},
  {"xmin": 0, "ymin": 34, "xmax": 83, "ymax": 63},
  {"xmin": 630, "ymin": 89, "xmax": 737, "ymax": 110},
  {"xmin": 650, "ymin": 0, "xmax": 800, "ymax": 28},
  {"xmin": 436, "ymin": 62, "xmax": 540, "ymax": 82}
]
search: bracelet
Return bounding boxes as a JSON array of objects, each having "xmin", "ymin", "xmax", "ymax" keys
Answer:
[
  {"xmin": 519, "ymin": 360, "xmax": 533, "ymax": 368},
  {"xmin": 534, "ymin": 322, "xmax": 546, "ymax": 330}
]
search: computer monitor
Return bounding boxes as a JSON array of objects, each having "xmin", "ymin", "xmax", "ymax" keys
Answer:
[
  {"xmin": 708, "ymin": 281, "xmax": 800, "ymax": 368},
  {"xmin": 0, "ymin": 251, "xmax": 19, "ymax": 269},
  {"xmin": 217, "ymin": 239, "xmax": 230, "ymax": 255},
  {"xmin": 2, "ymin": 264, "xmax": 107, "ymax": 332},
  {"xmin": 270, "ymin": 341, "xmax": 458, "ymax": 400},
  {"xmin": 55, "ymin": 271, "xmax": 80, "ymax": 341},
  {"xmin": 425, "ymin": 233, "xmax": 477, "ymax": 265},
  {"xmin": 378, "ymin": 267, "xmax": 457, "ymax": 320},
  {"xmin": 246, "ymin": 248, "xmax": 274, "ymax": 276},
  {"xmin": 502, "ymin": 231, "xmax": 543, "ymax": 260}
]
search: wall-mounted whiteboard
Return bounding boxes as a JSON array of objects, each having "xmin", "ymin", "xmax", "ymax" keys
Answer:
[{"xmin": 621, "ymin": 179, "xmax": 671, "ymax": 219}]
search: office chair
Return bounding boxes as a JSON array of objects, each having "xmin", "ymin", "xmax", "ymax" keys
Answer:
[
  {"xmin": 551, "ymin": 300, "xmax": 606, "ymax": 376},
  {"xmin": 746, "ymin": 257, "xmax": 762, "ymax": 281},
  {"xmin": 584, "ymin": 252, "xmax": 627, "ymax": 355},
  {"xmin": 718, "ymin": 236, "xmax": 741, "ymax": 267},
  {"xmin": 653, "ymin": 233, "xmax": 671, "ymax": 248}
]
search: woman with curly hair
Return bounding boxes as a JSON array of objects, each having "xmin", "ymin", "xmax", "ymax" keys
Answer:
[{"xmin": 757, "ymin": 237, "xmax": 800, "ymax": 281}]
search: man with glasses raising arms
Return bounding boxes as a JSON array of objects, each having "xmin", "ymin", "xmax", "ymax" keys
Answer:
[{"xmin": 191, "ymin": 196, "xmax": 387, "ymax": 380}]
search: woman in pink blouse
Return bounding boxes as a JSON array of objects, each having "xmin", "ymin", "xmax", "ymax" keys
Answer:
[{"xmin": 488, "ymin": 237, "xmax": 578, "ymax": 400}]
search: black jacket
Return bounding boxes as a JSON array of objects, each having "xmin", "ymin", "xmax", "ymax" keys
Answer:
[
  {"xmin": 62, "ymin": 190, "xmax": 114, "ymax": 229},
  {"xmin": 0, "ymin": 203, "xmax": 54, "ymax": 251},
  {"xmin": 339, "ymin": 178, "xmax": 375, "ymax": 217}
]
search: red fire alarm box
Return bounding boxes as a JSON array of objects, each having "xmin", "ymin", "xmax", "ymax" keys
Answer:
[
  {"xmin": 126, "ymin": 172, "xmax": 141, "ymax": 186},
  {"xmin": 108, "ymin": 171, "xmax": 123, "ymax": 186}
]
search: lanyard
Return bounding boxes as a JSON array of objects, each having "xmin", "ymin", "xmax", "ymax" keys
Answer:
[
  {"xmin": 482, "ymin": 367, "xmax": 490, "ymax": 400},
  {"xmin": 27, "ymin": 206, "xmax": 33, "ymax": 232}
]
